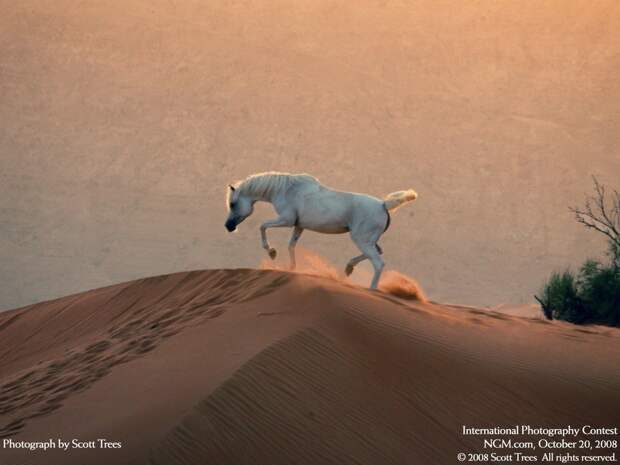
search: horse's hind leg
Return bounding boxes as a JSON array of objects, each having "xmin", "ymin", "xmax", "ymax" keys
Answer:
[
  {"xmin": 364, "ymin": 245, "xmax": 385, "ymax": 289},
  {"xmin": 345, "ymin": 244, "xmax": 382, "ymax": 276},
  {"xmin": 288, "ymin": 226, "xmax": 303, "ymax": 270},
  {"xmin": 350, "ymin": 233, "xmax": 385, "ymax": 289},
  {"xmin": 345, "ymin": 254, "xmax": 366, "ymax": 276}
]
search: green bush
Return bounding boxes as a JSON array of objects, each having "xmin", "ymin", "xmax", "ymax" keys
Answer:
[
  {"xmin": 578, "ymin": 261, "xmax": 620, "ymax": 326},
  {"xmin": 537, "ymin": 261, "xmax": 620, "ymax": 326},
  {"xmin": 537, "ymin": 177, "xmax": 620, "ymax": 327}
]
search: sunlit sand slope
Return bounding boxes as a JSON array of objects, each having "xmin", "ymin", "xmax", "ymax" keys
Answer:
[{"xmin": 0, "ymin": 270, "xmax": 617, "ymax": 465}]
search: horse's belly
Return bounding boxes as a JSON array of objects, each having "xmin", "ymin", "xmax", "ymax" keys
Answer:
[
  {"xmin": 296, "ymin": 191, "xmax": 352, "ymax": 233},
  {"xmin": 297, "ymin": 215, "xmax": 349, "ymax": 234},
  {"xmin": 304, "ymin": 224, "xmax": 349, "ymax": 234}
]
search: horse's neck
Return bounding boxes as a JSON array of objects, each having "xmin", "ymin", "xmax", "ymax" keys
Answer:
[
  {"xmin": 250, "ymin": 190, "xmax": 275, "ymax": 203},
  {"xmin": 246, "ymin": 175, "xmax": 291, "ymax": 204}
]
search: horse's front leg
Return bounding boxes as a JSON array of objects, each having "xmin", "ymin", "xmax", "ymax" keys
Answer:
[{"xmin": 260, "ymin": 217, "xmax": 295, "ymax": 259}]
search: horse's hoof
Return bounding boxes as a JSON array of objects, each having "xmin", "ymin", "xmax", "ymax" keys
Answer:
[
  {"xmin": 345, "ymin": 264, "xmax": 354, "ymax": 276},
  {"xmin": 268, "ymin": 248, "xmax": 277, "ymax": 259}
]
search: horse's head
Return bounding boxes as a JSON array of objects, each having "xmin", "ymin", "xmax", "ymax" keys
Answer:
[{"xmin": 225, "ymin": 184, "xmax": 254, "ymax": 232}]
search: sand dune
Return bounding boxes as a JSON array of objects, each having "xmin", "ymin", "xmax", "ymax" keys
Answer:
[
  {"xmin": 0, "ymin": 269, "xmax": 618, "ymax": 465},
  {"xmin": 489, "ymin": 303, "xmax": 546, "ymax": 319}
]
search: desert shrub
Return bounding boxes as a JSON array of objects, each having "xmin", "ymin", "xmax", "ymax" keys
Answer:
[
  {"xmin": 537, "ymin": 262, "xmax": 619, "ymax": 326},
  {"xmin": 537, "ymin": 270, "xmax": 583, "ymax": 322},
  {"xmin": 536, "ymin": 177, "xmax": 620, "ymax": 327},
  {"xmin": 577, "ymin": 261, "xmax": 620, "ymax": 326}
]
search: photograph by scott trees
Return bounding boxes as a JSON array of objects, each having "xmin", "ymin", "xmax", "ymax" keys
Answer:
[{"xmin": 0, "ymin": 1, "xmax": 618, "ymax": 465}]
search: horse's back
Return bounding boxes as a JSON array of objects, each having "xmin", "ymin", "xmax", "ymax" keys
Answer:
[{"xmin": 290, "ymin": 184, "xmax": 386, "ymax": 235}]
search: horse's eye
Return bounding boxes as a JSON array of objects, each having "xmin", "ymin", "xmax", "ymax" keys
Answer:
[{"xmin": 230, "ymin": 202, "xmax": 236, "ymax": 209}]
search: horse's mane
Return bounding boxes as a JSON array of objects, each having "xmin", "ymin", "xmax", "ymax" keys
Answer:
[{"xmin": 227, "ymin": 171, "xmax": 319, "ymax": 206}]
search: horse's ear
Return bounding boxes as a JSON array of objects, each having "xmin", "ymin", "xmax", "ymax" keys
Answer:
[{"xmin": 229, "ymin": 184, "xmax": 235, "ymax": 191}]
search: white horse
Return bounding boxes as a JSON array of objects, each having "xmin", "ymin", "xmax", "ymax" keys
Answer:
[{"xmin": 224, "ymin": 172, "xmax": 418, "ymax": 289}]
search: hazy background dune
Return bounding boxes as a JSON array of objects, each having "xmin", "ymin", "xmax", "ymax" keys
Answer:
[{"xmin": 1, "ymin": 0, "xmax": 619, "ymax": 309}]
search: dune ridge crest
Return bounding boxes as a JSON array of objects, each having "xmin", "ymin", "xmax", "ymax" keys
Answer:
[{"xmin": 260, "ymin": 247, "xmax": 428, "ymax": 302}]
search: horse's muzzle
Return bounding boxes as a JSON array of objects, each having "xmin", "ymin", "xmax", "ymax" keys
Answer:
[{"xmin": 225, "ymin": 219, "xmax": 237, "ymax": 232}]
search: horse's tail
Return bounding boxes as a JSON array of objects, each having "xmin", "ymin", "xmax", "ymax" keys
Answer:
[{"xmin": 383, "ymin": 189, "xmax": 418, "ymax": 211}]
